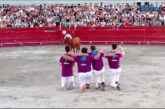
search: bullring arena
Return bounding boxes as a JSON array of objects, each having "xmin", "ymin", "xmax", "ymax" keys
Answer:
[
  {"xmin": 0, "ymin": 0, "xmax": 165, "ymax": 108},
  {"xmin": 0, "ymin": 45, "xmax": 165, "ymax": 108}
]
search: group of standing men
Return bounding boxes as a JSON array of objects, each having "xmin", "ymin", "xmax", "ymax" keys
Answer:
[{"xmin": 59, "ymin": 44, "xmax": 125, "ymax": 93}]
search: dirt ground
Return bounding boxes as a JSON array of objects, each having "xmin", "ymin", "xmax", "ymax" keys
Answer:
[{"xmin": 0, "ymin": 45, "xmax": 164, "ymax": 108}]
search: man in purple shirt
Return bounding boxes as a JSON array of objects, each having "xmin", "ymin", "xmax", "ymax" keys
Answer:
[
  {"xmin": 105, "ymin": 44, "xmax": 125, "ymax": 91},
  {"xmin": 88, "ymin": 45, "xmax": 116, "ymax": 91},
  {"xmin": 63, "ymin": 47, "xmax": 103, "ymax": 93},
  {"xmin": 59, "ymin": 45, "xmax": 75, "ymax": 91}
]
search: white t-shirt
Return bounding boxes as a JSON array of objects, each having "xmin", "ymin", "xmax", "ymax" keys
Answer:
[
  {"xmin": 101, "ymin": 21, "xmax": 106, "ymax": 27},
  {"xmin": 0, "ymin": 17, "xmax": 2, "ymax": 22},
  {"xmin": 159, "ymin": 16, "xmax": 165, "ymax": 21},
  {"xmin": 47, "ymin": 17, "xmax": 52, "ymax": 23},
  {"xmin": 149, "ymin": 13, "xmax": 154, "ymax": 18},
  {"xmin": 90, "ymin": 11, "xmax": 95, "ymax": 15}
]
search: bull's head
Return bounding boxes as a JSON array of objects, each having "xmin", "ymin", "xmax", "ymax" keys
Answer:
[
  {"xmin": 64, "ymin": 34, "xmax": 72, "ymax": 39},
  {"xmin": 64, "ymin": 37, "xmax": 70, "ymax": 43},
  {"xmin": 64, "ymin": 34, "xmax": 72, "ymax": 44}
]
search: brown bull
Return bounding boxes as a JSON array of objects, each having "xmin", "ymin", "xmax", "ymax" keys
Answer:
[{"xmin": 64, "ymin": 37, "xmax": 80, "ymax": 53}]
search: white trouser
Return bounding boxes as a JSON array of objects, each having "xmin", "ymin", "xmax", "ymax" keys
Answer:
[
  {"xmin": 78, "ymin": 71, "xmax": 92, "ymax": 87},
  {"xmin": 93, "ymin": 67, "xmax": 105, "ymax": 88},
  {"xmin": 61, "ymin": 76, "xmax": 74, "ymax": 88},
  {"xmin": 109, "ymin": 67, "xmax": 121, "ymax": 88}
]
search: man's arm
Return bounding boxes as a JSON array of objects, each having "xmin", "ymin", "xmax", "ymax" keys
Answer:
[
  {"xmin": 62, "ymin": 55, "xmax": 75, "ymax": 61},
  {"xmin": 74, "ymin": 53, "xmax": 88, "ymax": 56},
  {"xmin": 104, "ymin": 52, "xmax": 117, "ymax": 57},
  {"xmin": 117, "ymin": 45, "xmax": 125, "ymax": 55},
  {"xmin": 94, "ymin": 47, "xmax": 103, "ymax": 60},
  {"xmin": 59, "ymin": 57, "xmax": 63, "ymax": 67}
]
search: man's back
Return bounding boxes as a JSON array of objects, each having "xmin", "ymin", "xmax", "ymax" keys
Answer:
[
  {"xmin": 74, "ymin": 55, "xmax": 94, "ymax": 73},
  {"xmin": 106, "ymin": 53, "xmax": 122, "ymax": 69},
  {"xmin": 88, "ymin": 51, "xmax": 104, "ymax": 71},
  {"xmin": 60, "ymin": 54, "xmax": 75, "ymax": 77}
]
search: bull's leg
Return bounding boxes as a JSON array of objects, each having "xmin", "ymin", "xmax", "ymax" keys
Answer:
[
  {"xmin": 73, "ymin": 47, "xmax": 75, "ymax": 53},
  {"xmin": 76, "ymin": 46, "xmax": 78, "ymax": 53},
  {"xmin": 71, "ymin": 46, "xmax": 73, "ymax": 53},
  {"xmin": 78, "ymin": 45, "xmax": 80, "ymax": 53}
]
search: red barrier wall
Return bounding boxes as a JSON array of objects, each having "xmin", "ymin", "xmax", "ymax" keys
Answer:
[{"xmin": 0, "ymin": 27, "xmax": 165, "ymax": 47}]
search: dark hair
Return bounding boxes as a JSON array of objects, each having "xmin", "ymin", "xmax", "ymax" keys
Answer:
[
  {"xmin": 81, "ymin": 47, "xmax": 88, "ymax": 53},
  {"xmin": 65, "ymin": 45, "xmax": 70, "ymax": 52},
  {"xmin": 112, "ymin": 43, "xmax": 117, "ymax": 50},
  {"xmin": 90, "ymin": 45, "xmax": 96, "ymax": 51}
]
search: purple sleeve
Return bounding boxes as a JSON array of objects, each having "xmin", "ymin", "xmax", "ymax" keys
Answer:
[
  {"xmin": 88, "ymin": 52, "xmax": 92, "ymax": 56},
  {"xmin": 59, "ymin": 56, "xmax": 63, "ymax": 63},
  {"xmin": 73, "ymin": 56, "xmax": 78, "ymax": 61},
  {"xmin": 117, "ymin": 53, "xmax": 123, "ymax": 58},
  {"xmin": 101, "ymin": 52, "xmax": 104, "ymax": 57},
  {"xmin": 90, "ymin": 55, "xmax": 94, "ymax": 61}
]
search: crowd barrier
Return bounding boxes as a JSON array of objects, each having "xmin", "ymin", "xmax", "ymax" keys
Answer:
[{"xmin": 0, "ymin": 26, "xmax": 165, "ymax": 47}]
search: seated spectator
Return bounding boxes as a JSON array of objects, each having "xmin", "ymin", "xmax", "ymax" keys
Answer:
[
  {"xmin": 0, "ymin": 3, "xmax": 165, "ymax": 28},
  {"xmin": 159, "ymin": 13, "xmax": 165, "ymax": 26},
  {"xmin": 2, "ymin": 21, "xmax": 7, "ymax": 28},
  {"xmin": 63, "ymin": 21, "xmax": 69, "ymax": 27},
  {"xmin": 134, "ymin": 20, "xmax": 140, "ymax": 26}
]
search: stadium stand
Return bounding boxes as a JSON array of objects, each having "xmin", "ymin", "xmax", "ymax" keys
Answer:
[{"xmin": 0, "ymin": 0, "xmax": 165, "ymax": 5}]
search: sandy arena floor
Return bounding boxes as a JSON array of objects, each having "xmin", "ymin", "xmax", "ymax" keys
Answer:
[{"xmin": 0, "ymin": 45, "xmax": 165, "ymax": 108}]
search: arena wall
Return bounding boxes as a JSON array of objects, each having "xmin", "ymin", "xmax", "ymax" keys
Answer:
[{"xmin": 0, "ymin": 27, "xmax": 165, "ymax": 47}]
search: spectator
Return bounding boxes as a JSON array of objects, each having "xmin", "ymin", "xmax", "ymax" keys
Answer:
[
  {"xmin": 2, "ymin": 21, "xmax": 7, "ymax": 28},
  {"xmin": 159, "ymin": 13, "xmax": 165, "ymax": 26},
  {"xmin": 0, "ymin": 3, "xmax": 165, "ymax": 28},
  {"xmin": 20, "ymin": 18, "xmax": 26, "ymax": 28},
  {"xmin": 134, "ymin": 19, "xmax": 140, "ymax": 26}
]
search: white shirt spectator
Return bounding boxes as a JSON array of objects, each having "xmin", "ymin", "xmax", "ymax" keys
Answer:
[
  {"xmin": 90, "ymin": 10, "xmax": 95, "ymax": 15},
  {"xmin": 159, "ymin": 15, "xmax": 165, "ymax": 21},
  {"xmin": 0, "ymin": 17, "xmax": 2, "ymax": 22},
  {"xmin": 149, "ymin": 13, "xmax": 154, "ymax": 18},
  {"xmin": 38, "ymin": 23, "xmax": 43, "ymax": 27},
  {"xmin": 19, "ymin": 10, "xmax": 23, "ymax": 14},
  {"xmin": 100, "ymin": 20, "xmax": 106, "ymax": 27},
  {"xmin": 30, "ymin": 6, "xmax": 35, "ymax": 11},
  {"xmin": 47, "ymin": 17, "xmax": 53, "ymax": 23}
]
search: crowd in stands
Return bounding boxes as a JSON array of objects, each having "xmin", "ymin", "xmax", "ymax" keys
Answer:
[{"xmin": 0, "ymin": 2, "xmax": 165, "ymax": 28}]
